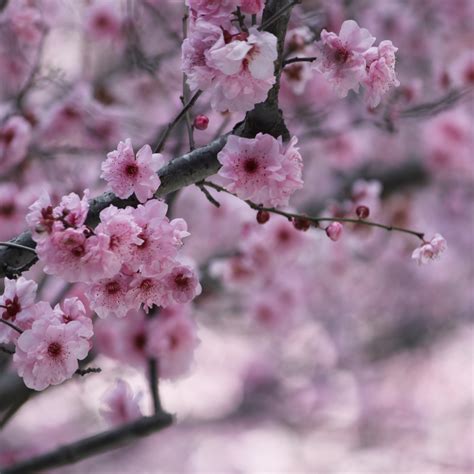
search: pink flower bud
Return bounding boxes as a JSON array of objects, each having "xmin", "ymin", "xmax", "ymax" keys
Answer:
[
  {"xmin": 356, "ymin": 205, "xmax": 370, "ymax": 219},
  {"xmin": 193, "ymin": 114, "xmax": 209, "ymax": 131},
  {"xmin": 326, "ymin": 222, "xmax": 343, "ymax": 241},
  {"xmin": 293, "ymin": 217, "xmax": 310, "ymax": 231},
  {"xmin": 240, "ymin": 0, "xmax": 263, "ymax": 15}
]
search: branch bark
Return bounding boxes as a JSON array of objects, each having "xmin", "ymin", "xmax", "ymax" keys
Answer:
[{"xmin": 1, "ymin": 412, "xmax": 174, "ymax": 473}]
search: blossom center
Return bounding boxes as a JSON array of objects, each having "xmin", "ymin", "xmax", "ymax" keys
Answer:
[
  {"xmin": 105, "ymin": 281, "xmax": 121, "ymax": 294},
  {"xmin": 125, "ymin": 163, "xmax": 139, "ymax": 177},
  {"xmin": 2, "ymin": 296, "xmax": 21, "ymax": 321},
  {"xmin": 174, "ymin": 273, "xmax": 190, "ymax": 289},
  {"xmin": 47, "ymin": 342, "xmax": 63, "ymax": 358},
  {"xmin": 243, "ymin": 157, "xmax": 259, "ymax": 174},
  {"xmin": 334, "ymin": 47, "xmax": 350, "ymax": 64}
]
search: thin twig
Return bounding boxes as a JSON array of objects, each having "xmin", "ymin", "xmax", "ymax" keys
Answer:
[
  {"xmin": 75, "ymin": 367, "xmax": 102, "ymax": 376},
  {"xmin": 154, "ymin": 90, "xmax": 202, "ymax": 153},
  {"xmin": 148, "ymin": 358, "xmax": 161, "ymax": 414},
  {"xmin": 0, "ymin": 319, "xmax": 23, "ymax": 334},
  {"xmin": 283, "ymin": 56, "xmax": 317, "ymax": 66},
  {"xmin": 196, "ymin": 182, "xmax": 221, "ymax": 208},
  {"xmin": 201, "ymin": 181, "xmax": 425, "ymax": 241}
]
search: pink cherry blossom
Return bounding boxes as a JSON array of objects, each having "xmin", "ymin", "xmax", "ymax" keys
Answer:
[
  {"xmin": 147, "ymin": 312, "xmax": 199, "ymax": 379},
  {"xmin": 53, "ymin": 297, "xmax": 94, "ymax": 341},
  {"xmin": 216, "ymin": 133, "xmax": 303, "ymax": 207},
  {"xmin": 0, "ymin": 115, "xmax": 32, "ymax": 176},
  {"xmin": 13, "ymin": 318, "xmax": 90, "ymax": 391},
  {"xmin": 100, "ymin": 379, "xmax": 142, "ymax": 427},
  {"xmin": 0, "ymin": 277, "xmax": 37, "ymax": 343},
  {"xmin": 101, "ymin": 139, "xmax": 164, "ymax": 203},
  {"xmin": 411, "ymin": 234, "xmax": 447, "ymax": 265},
  {"xmin": 96, "ymin": 205, "xmax": 143, "ymax": 263},
  {"xmin": 240, "ymin": 0, "xmax": 263, "ymax": 15},
  {"xmin": 162, "ymin": 265, "xmax": 202, "ymax": 305},
  {"xmin": 314, "ymin": 19, "xmax": 375, "ymax": 97},
  {"xmin": 363, "ymin": 40, "xmax": 400, "ymax": 107},
  {"xmin": 8, "ymin": 6, "xmax": 44, "ymax": 45},
  {"xmin": 26, "ymin": 191, "xmax": 54, "ymax": 242},
  {"xmin": 87, "ymin": 272, "xmax": 133, "ymax": 319},
  {"xmin": 53, "ymin": 190, "xmax": 90, "ymax": 229},
  {"xmin": 181, "ymin": 20, "xmax": 222, "ymax": 91},
  {"xmin": 186, "ymin": 0, "xmax": 239, "ymax": 23},
  {"xmin": 85, "ymin": 4, "xmax": 123, "ymax": 41}
]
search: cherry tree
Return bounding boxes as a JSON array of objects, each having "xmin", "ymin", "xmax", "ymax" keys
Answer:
[{"xmin": 0, "ymin": 0, "xmax": 471, "ymax": 472}]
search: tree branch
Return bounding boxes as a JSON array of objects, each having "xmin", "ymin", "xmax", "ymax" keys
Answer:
[{"xmin": 1, "ymin": 412, "xmax": 174, "ymax": 474}]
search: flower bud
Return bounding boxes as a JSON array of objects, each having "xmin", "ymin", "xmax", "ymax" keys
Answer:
[
  {"xmin": 293, "ymin": 217, "xmax": 310, "ymax": 231},
  {"xmin": 193, "ymin": 115, "xmax": 209, "ymax": 131},
  {"xmin": 326, "ymin": 222, "xmax": 343, "ymax": 241},
  {"xmin": 356, "ymin": 205, "xmax": 370, "ymax": 219},
  {"xmin": 256, "ymin": 210, "xmax": 270, "ymax": 224}
]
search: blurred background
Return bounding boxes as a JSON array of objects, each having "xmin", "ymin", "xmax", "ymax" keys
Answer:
[{"xmin": 0, "ymin": 0, "xmax": 473, "ymax": 472}]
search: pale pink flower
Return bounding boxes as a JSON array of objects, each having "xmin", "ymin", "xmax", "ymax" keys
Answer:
[
  {"xmin": 240, "ymin": 0, "xmax": 263, "ymax": 15},
  {"xmin": 0, "ymin": 183, "xmax": 30, "ymax": 240},
  {"xmin": 96, "ymin": 205, "xmax": 143, "ymax": 263},
  {"xmin": 85, "ymin": 4, "xmax": 123, "ymax": 41},
  {"xmin": 26, "ymin": 191, "xmax": 54, "ymax": 242},
  {"xmin": 186, "ymin": 0, "xmax": 239, "ymax": 23},
  {"xmin": 100, "ymin": 379, "xmax": 142, "ymax": 427},
  {"xmin": 128, "ymin": 275, "xmax": 164, "ymax": 312},
  {"xmin": 53, "ymin": 190, "xmax": 90, "ymax": 229},
  {"xmin": 162, "ymin": 265, "xmax": 201, "ymax": 305},
  {"xmin": 217, "ymin": 133, "xmax": 303, "ymax": 207},
  {"xmin": 181, "ymin": 20, "xmax": 222, "ymax": 91},
  {"xmin": 13, "ymin": 318, "xmax": 90, "ymax": 391},
  {"xmin": 54, "ymin": 297, "xmax": 94, "ymax": 341},
  {"xmin": 101, "ymin": 139, "xmax": 163, "ymax": 203},
  {"xmin": 147, "ymin": 312, "xmax": 199, "ymax": 379},
  {"xmin": 206, "ymin": 27, "xmax": 278, "ymax": 112},
  {"xmin": 9, "ymin": 6, "xmax": 44, "ymax": 45},
  {"xmin": 411, "ymin": 234, "xmax": 447, "ymax": 265},
  {"xmin": 314, "ymin": 20, "xmax": 375, "ymax": 97},
  {"xmin": 0, "ymin": 277, "xmax": 37, "ymax": 343},
  {"xmin": 129, "ymin": 201, "xmax": 184, "ymax": 275},
  {"xmin": 37, "ymin": 228, "xmax": 120, "ymax": 283},
  {"xmin": 362, "ymin": 40, "xmax": 400, "ymax": 107},
  {"xmin": 87, "ymin": 272, "xmax": 133, "ymax": 319},
  {"xmin": 326, "ymin": 222, "xmax": 343, "ymax": 241},
  {"xmin": 0, "ymin": 116, "xmax": 32, "ymax": 176}
]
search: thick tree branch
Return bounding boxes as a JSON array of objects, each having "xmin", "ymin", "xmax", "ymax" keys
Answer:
[{"xmin": 1, "ymin": 412, "xmax": 174, "ymax": 474}]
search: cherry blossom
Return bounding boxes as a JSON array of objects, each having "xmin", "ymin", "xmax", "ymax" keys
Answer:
[
  {"xmin": 100, "ymin": 139, "xmax": 164, "ymax": 203},
  {"xmin": 0, "ymin": 115, "xmax": 32, "ymax": 176},
  {"xmin": 216, "ymin": 133, "xmax": 303, "ymax": 207},
  {"xmin": 0, "ymin": 277, "xmax": 37, "ymax": 343},
  {"xmin": 314, "ymin": 20, "xmax": 375, "ymax": 97},
  {"xmin": 100, "ymin": 379, "xmax": 143, "ymax": 427},
  {"xmin": 412, "ymin": 234, "xmax": 447, "ymax": 265},
  {"xmin": 13, "ymin": 318, "xmax": 90, "ymax": 391}
]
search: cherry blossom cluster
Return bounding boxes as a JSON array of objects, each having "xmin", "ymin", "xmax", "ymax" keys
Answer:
[
  {"xmin": 27, "ymin": 140, "xmax": 201, "ymax": 318},
  {"xmin": 314, "ymin": 20, "xmax": 400, "ymax": 107},
  {"xmin": 182, "ymin": 2, "xmax": 277, "ymax": 112},
  {"xmin": 411, "ymin": 234, "xmax": 447, "ymax": 265},
  {"xmin": 0, "ymin": 276, "xmax": 93, "ymax": 390},
  {"xmin": 216, "ymin": 133, "xmax": 303, "ymax": 207}
]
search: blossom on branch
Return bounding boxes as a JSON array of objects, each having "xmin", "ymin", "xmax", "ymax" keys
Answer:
[
  {"xmin": 216, "ymin": 133, "xmax": 303, "ymax": 207},
  {"xmin": 411, "ymin": 234, "xmax": 447, "ymax": 265}
]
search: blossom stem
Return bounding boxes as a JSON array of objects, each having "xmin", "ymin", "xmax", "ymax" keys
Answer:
[
  {"xmin": 283, "ymin": 56, "xmax": 317, "ymax": 66},
  {"xmin": 201, "ymin": 181, "xmax": 426, "ymax": 241},
  {"xmin": 258, "ymin": 0, "xmax": 302, "ymax": 32},
  {"xmin": 148, "ymin": 358, "xmax": 162, "ymax": 414},
  {"xmin": 75, "ymin": 367, "xmax": 102, "ymax": 376},
  {"xmin": 154, "ymin": 90, "xmax": 202, "ymax": 153},
  {"xmin": 0, "ymin": 242, "xmax": 37, "ymax": 254},
  {"xmin": 0, "ymin": 319, "xmax": 23, "ymax": 334}
]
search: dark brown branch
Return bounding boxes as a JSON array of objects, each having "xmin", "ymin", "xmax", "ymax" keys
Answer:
[
  {"xmin": 75, "ymin": 367, "xmax": 101, "ymax": 376},
  {"xmin": 0, "ymin": 319, "xmax": 23, "ymax": 334},
  {"xmin": 2, "ymin": 413, "xmax": 174, "ymax": 474}
]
